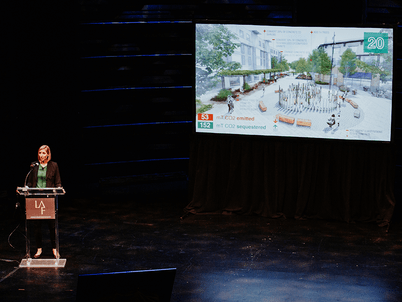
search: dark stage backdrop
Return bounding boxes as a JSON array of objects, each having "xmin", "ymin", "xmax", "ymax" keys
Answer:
[
  {"xmin": 186, "ymin": 135, "xmax": 396, "ymax": 224},
  {"xmin": 71, "ymin": 1, "xmax": 401, "ymax": 224},
  {"xmin": 3, "ymin": 1, "xmax": 401, "ymax": 224}
]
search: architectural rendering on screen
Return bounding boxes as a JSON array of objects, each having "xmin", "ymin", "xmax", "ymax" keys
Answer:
[{"xmin": 195, "ymin": 24, "xmax": 393, "ymax": 141}]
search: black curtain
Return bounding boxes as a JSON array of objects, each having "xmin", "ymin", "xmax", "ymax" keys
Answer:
[{"xmin": 186, "ymin": 135, "xmax": 396, "ymax": 225}]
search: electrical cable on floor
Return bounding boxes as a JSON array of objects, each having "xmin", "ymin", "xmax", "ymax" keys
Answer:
[
  {"xmin": 8, "ymin": 222, "xmax": 21, "ymax": 250},
  {"xmin": 0, "ymin": 220, "xmax": 20, "ymax": 275},
  {"xmin": 0, "ymin": 267, "xmax": 20, "ymax": 283},
  {"xmin": 0, "ymin": 223, "xmax": 23, "ymax": 265},
  {"xmin": 0, "ymin": 201, "xmax": 25, "ymax": 265},
  {"xmin": 8, "ymin": 200, "xmax": 29, "ymax": 250}
]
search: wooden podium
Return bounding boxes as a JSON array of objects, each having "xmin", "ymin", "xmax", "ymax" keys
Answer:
[{"xmin": 16, "ymin": 187, "xmax": 66, "ymax": 268}]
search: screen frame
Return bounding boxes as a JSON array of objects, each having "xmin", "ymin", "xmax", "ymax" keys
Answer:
[{"xmin": 192, "ymin": 20, "xmax": 396, "ymax": 145}]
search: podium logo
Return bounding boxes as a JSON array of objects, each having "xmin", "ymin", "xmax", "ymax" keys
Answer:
[
  {"xmin": 35, "ymin": 200, "xmax": 46, "ymax": 215},
  {"xmin": 26, "ymin": 197, "xmax": 55, "ymax": 220}
]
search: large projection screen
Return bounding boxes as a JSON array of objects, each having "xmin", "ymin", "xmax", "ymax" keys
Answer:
[{"xmin": 195, "ymin": 23, "xmax": 394, "ymax": 142}]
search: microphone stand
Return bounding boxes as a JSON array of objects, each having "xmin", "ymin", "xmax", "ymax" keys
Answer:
[
  {"xmin": 24, "ymin": 163, "xmax": 37, "ymax": 187},
  {"xmin": 15, "ymin": 165, "xmax": 35, "ymax": 223},
  {"xmin": 24, "ymin": 168, "xmax": 33, "ymax": 188}
]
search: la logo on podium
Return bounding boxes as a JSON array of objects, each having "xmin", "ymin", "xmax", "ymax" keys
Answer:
[
  {"xmin": 26, "ymin": 197, "xmax": 55, "ymax": 220},
  {"xmin": 35, "ymin": 200, "xmax": 46, "ymax": 214}
]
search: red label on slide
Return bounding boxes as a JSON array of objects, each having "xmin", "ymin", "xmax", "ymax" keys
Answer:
[{"xmin": 197, "ymin": 113, "xmax": 213, "ymax": 121}]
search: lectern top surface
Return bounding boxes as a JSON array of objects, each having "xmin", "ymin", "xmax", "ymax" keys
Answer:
[{"xmin": 16, "ymin": 187, "xmax": 66, "ymax": 196}]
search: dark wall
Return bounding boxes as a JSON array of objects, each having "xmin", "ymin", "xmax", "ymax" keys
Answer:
[
  {"xmin": 3, "ymin": 1, "xmax": 402, "ymax": 219},
  {"xmin": 4, "ymin": 1, "xmax": 79, "ymax": 194}
]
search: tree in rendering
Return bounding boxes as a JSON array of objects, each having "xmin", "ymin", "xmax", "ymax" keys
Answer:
[
  {"xmin": 308, "ymin": 48, "xmax": 332, "ymax": 75},
  {"xmin": 196, "ymin": 24, "xmax": 241, "ymax": 96},
  {"xmin": 293, "ymin": 57, "xmax": 309, "ymax": 74},
  {"xmin": 339, "ymin": 48, "xmax": 357, "ymax": 77}
]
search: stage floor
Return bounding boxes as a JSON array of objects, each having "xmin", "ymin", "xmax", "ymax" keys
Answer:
[{"xmin": 1, "ymin": 192, "xmax": 401, "ymax": 301}]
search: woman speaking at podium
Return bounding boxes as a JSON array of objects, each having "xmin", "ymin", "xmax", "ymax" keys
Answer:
[{"xmin": 27, "ymin": 145, "xmax": 62, "ymax": 259}]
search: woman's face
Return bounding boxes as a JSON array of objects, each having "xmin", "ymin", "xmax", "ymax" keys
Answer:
[{"xmin": 38, "ymin": 149, "xmax": 48, "ymax": 164}]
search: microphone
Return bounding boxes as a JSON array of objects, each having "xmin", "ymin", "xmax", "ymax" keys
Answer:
[{"xmin": 30, "ymin": 162, "xmax": 39, "ymax": 168}]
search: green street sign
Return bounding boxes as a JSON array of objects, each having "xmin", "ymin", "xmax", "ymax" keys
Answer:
[{"xmin": 364, "ymin": 32, "xmax": 388, "ymax": 54}]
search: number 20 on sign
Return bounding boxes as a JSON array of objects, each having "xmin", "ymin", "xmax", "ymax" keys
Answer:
[
  {"xmin": 364, "ymin": 32, "xmax": 388, "ymax": 54},
  {"xmin": 197, "ymin": 113, "xmax": 213, "ymax": 129}
]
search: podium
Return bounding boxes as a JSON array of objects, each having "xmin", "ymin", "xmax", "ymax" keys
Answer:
[{"xmin": 16, "ymin": 187, "xmax": 67, "ymax": 268}]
